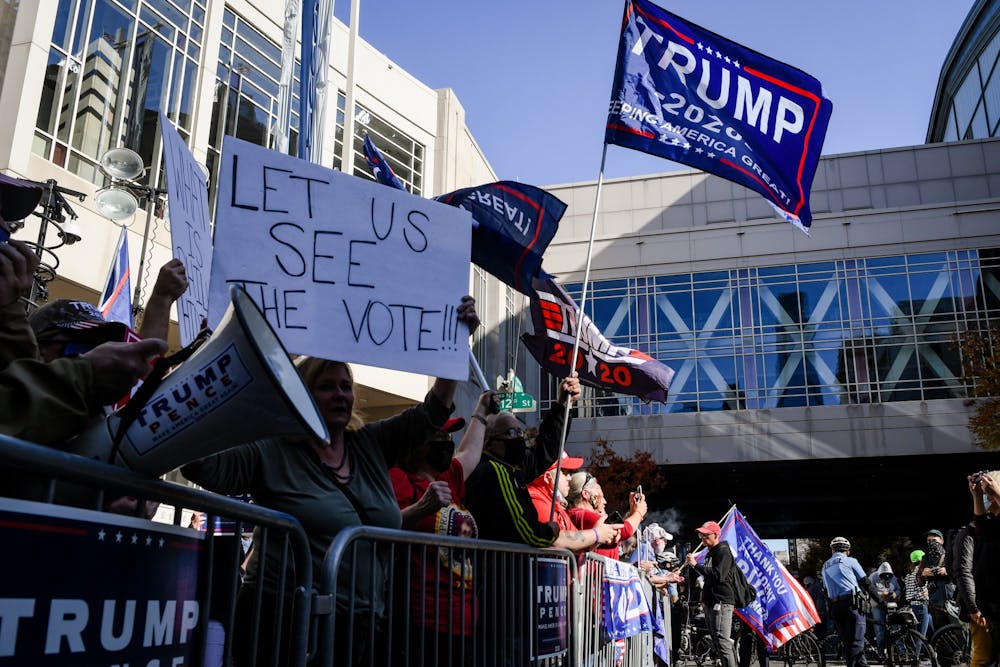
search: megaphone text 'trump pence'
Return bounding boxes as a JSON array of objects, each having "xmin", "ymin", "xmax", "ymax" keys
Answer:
[{"xmin": 131, "ymin": 349, "xmax": 239, "ymax": 441}]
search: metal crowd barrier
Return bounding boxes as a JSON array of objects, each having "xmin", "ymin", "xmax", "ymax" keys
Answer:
[
  {"xmin": 0, "ymin": 434, "xmax": 313, "ymax": 667},
  {"xmin": 1, "ymin": 435, "xmax": 671, "ymax": 667},
  {"xmin": 577, "ymin": 552, "xmax": 668, "ymax": 667},
  {"xmin": 316, "ymin": 525, "xmax": 579, "ymax": 666}
]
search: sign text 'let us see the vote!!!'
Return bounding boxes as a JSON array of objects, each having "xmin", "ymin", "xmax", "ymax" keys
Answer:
[{"xmin": 208, "ymin": 138, "xmax": 473, "ymax": 380}]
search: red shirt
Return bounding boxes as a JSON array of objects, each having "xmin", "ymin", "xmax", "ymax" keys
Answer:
[
  {"xmin": 526, "ymin": 483, "xmax": 576, "ymax": 531},
  {"xmin": 389, "ymin": 460, "xmax": 478, "ymax": 635},
  {"xmin": 567, "ymin": 506, "xmax": 636, "ymax": 559}
]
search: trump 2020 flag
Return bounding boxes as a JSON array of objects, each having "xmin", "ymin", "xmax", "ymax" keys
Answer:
[
  {"xmin": 605, "ymin": 0, "xmax": 832, "ymax": 233},
  {"xmin": 695, "ymin": 507, "xmax": 820, "ymax": 650},
  {"xmin": 436, "ymin": 182, "xmax": 566, "ymax": 298},
  {"xmin": 602, "ymin": 557, "xmax": 654, "ymax": 640},
  {"xmin": 362, "ymin": 134, "xmax": 407, "ymax": 191},
  {"xmin": 98, "ymin": 226, "xmax": 132, "ymax": 327},
  {"xmin": 522, "ymin": 277, "xmax": 674, "ymax": 402}
]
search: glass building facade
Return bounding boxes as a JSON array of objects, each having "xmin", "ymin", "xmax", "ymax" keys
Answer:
[
  {"xmin": 928, "ymin": 0, "xmax": 1000, "ymax": 142},
  {"xmin": 553, "ymin": 248, "xmax": 1000, "ymax": 416},
  {"xmin": 35, "ymin": 0, "xmax": 205, "ymax": 183},
  {"xmin": 34, "ymin": 2, "xmax": 426, "ymax": 204}
]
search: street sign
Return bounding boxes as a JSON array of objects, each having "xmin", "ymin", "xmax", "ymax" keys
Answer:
[{"xmin": 498, "ymin": 392, "xmax": 536, "ymax": 413}]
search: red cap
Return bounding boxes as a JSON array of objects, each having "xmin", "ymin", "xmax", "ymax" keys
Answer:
[
  {"xmin": 439, "ymin": 417, "xmax": 466, "ymax": 433},
  {"xmin": 546, "ymin": 450, "xmax": 585, "ymax": 473},
  {"xmin": 696, "ymin": 521, "xmax": 722, "ymax": 536}
]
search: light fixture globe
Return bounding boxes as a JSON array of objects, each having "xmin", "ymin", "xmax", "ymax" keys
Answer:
[
  {"xmin": 95, "ymin": 187, "xmax": 138, "ymax": 220},
  {"xmin": 57, "ymin": 218, "xmax": 82, "ymax": 245},
  {"xmin": 99, "ymin": 147, "xmax": 144, "ymax": 181}
]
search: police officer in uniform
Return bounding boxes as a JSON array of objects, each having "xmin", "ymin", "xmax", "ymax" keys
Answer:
[{"xmin": 822, "ymin": 537, "xmax": 871, "ymax": 667}]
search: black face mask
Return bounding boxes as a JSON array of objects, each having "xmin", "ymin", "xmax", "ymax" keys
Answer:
[
  {"xmin": 426, "ymin": 441, "xmax": 455, "ymax": 473},
  {"xmin": 497, "ymin": 437, "xmax": 527, "ymax": 466}
]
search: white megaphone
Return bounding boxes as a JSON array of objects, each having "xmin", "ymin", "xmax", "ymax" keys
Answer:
[{"xmin": 72, "ymin": 285, "xmax": 329, "ymax": 474}]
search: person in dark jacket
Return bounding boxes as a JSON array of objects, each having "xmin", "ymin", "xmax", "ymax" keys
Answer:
[
  {"xmin": 687, "ymin": 520, "xmax": 737, "ymax": 667},
  {"xmin": 971, "ymin": 470, "xmax": 1000, "ymax": 667}
]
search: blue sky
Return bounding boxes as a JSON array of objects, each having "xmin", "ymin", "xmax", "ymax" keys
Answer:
[{"xmin": 338, "ymin": 1, "xmax": 975, "ymax": 187}]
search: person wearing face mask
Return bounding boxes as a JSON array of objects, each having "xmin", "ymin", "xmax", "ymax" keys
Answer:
[
  {"xmin": 388, "ymin": 390, "xmax": 494, "ymax": 666},
  {"xmin": 463, "ymin": 374, "xmax": 614, "ymax": 551}
]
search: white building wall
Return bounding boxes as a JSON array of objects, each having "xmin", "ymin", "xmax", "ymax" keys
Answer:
[{"xmin": 0, "ymin": 1, "xmax": 497, "ymax": 408}]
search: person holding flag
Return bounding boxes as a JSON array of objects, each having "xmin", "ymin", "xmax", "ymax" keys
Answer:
[{"xmin": 687, "ymin": 520, "xmax": 739, "ymax": 667}]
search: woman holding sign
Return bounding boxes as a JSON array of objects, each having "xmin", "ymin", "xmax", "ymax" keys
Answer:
[{"xmin": 181, "ymin": 296, "xmax": 479, "ymax": 666}]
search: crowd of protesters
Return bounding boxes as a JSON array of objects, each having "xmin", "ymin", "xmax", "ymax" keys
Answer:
[{"xmin": 3, "ymin": 171, "xmax": 998, "ymax": 667}]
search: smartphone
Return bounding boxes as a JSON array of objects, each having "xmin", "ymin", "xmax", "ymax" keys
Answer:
[
  {"xmin": 636, "ymin": 485, "xmax": 643, "ymax": 495},
  {"xmin": 607, "ymin": 510, "xmax": 625, "ymax": 524}
]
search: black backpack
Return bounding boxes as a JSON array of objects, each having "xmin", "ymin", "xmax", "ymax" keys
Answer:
[{"xmin": 733, "ymin": 563, "xmax": 758, "ymax": 608}]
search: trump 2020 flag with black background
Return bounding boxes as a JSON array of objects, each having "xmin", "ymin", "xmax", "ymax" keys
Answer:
[
  {"xmin": 606, "ymin": 0, "xmax": 832, "ymax": 233},
  {"xmin": 362, "ymin": 134, "xmax": 407, "ymax": 191},
  {"xmin": 522, "ymin": 277, "xmax": 673, "ymax": 402},
  {"xmin": 98, "ymin": 225, "xmax": 132, "ymax": 327},
  {"xmin": 694, "ymin": 507, "xmax": 820, "ymax": 650},
  {"xmin": 436, "ymin": 182, "xmax": 565, "ymax": 298}
]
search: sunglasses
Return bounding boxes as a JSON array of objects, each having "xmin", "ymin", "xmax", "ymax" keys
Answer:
[{"xmin": 492, "ymin": 427, "xmax": 524, "ymax": 440}]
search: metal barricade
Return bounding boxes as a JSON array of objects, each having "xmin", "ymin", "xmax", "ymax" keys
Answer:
[
  {"xmin": 0, "ymin": 434, "xmax": 313, "ymax": 667},
  {"xmin": 576, "ymin": 552, "xmax": 669, "ymax": 667},
  {"xmin": 315, "ymin": 525, "xmax": 578, "ymax": 667}
]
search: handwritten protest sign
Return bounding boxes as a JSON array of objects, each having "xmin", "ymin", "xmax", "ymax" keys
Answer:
[
  {"xmin": 209, "ymin": 137, "xmax": 473, "ymax": 380},
  {"xmin": 160, "ymin": 111, "xmax": 212, "ymax": 346}
]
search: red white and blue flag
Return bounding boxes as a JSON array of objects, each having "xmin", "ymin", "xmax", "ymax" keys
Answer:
[
  {"xmin": 606, "ymin": 0, "xmax": 832, "ymax": 233},
  {"xmin": 98, "ymin": 226, "xmax": 132, "ymax": 327},
  {"xmin": 694, "ymin": 507, "xmax": 820, "ymax": 650},
  {"xmin": 362, "ymin": 134, "xmax": 407, "ymax": 191},
  {"xmin": 601, "ymin": 557, "xmax": 654, "ymax": 640},
  {"xmin": 522, "ymin": 277, "xmax": 674, "ymax": 402}
]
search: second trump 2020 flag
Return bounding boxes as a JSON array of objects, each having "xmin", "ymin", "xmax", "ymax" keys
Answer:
[
  {"xmin": 522, "ymin": 277, "xmax": 674, "ymax": 402},
  {"xmin": 605, "ymin": 0, "xmax": 832, "ymax": 233}
]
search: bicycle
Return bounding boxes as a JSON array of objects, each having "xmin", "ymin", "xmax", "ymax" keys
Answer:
[
  {"xmin": 820, "ymin": 604, "xmax": 937, "ymax": 667},
  {"xmin": 929, "ymin": 623, "xmax": 970, "ymax": 667},
  {"xmin": 675, "ymin": 600, "xmax": 719, "ymax": 666},
  {"xmin": 738, "ymin": 627, "xmax": 825, "ymax": 667}
]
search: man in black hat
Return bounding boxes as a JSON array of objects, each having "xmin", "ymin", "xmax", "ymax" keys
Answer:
[{"xmin": 920, "ymin": 528, "xmax": 954, "ymax": 632}]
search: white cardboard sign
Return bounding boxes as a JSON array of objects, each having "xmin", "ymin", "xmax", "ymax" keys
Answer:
[
  {"xmin": 208, "ymin": 137, "xmax": 473, "ymax": 380},
  {"xmin": 160, "ymin": 111, "xmax": 212, "ymax": 346}
]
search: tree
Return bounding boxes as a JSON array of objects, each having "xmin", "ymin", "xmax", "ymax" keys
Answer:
[
  {"xmin": 959, "ymin": 324, "xmax": 1000, "ymax": 451},
  {"xmin": 585, "ymin": 437, "xmax": 666, "ymax": 515}
]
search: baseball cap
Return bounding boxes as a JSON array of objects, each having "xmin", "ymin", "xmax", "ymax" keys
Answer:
[
  {"xmin": 695, "ymin": 520, "xmax": 721, "ymax": 536},
  {"xmin": 425, "ymin": 416, "xmax": 466, "ymax": 442},
  {"xmin": 910, "ymin": 549, "xmax": 926, "ymax": 563},
  {"xmin": 925, "ymin": 529, "xmax": 944, "ymax": 540},
  {"xmin": 546, "ymin": 450, "xmax": 585, "ymax": 473},
  {"xmin": 28, "ymin": 299, "xmax": 128, "ymax": 343},
  {"xmin": 0, "ymin": 173, "xmax": 42, "ymax": 222}
]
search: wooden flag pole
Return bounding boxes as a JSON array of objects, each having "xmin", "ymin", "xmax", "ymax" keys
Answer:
[{"xmin": 548, "ymin": 142, "xmax": 609, "ymax": 524}]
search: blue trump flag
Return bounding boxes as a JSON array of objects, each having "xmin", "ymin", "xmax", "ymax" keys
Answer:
[
  {"xmin": 98, "ymin": 226, "xmax": 133, "ymax": 327},
  {"xmin": 436, "ymin": 181, "xmax": 565, "ymax": 298},
  {"xmin": 362, "ymin": 134, "xmax": 407, "ymax": 191},
  {"xmin": 606, "ymin": 0, "xmax": 832, "ymax": 233},
  {"xmin": 694, "ymin": 507, "xmax": 821, "ymax": 650}
]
